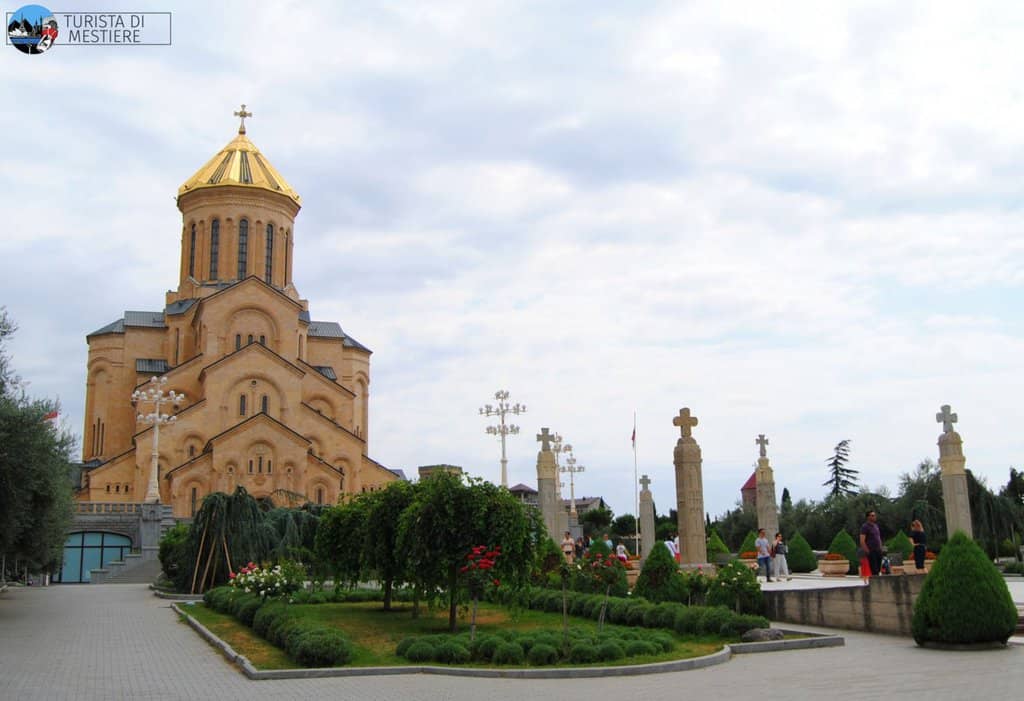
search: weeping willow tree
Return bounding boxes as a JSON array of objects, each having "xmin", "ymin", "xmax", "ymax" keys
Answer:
[{"xmin": 189, "ymin": 487, "xmax": 272, "ymax": 594}]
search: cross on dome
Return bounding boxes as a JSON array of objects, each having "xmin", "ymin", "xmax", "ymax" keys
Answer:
[{"xmin": 234, "ymin": 104, "xmax": 252, "ymax": 134}]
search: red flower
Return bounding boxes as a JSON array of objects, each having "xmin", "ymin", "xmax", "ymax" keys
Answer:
[
  {"xmin": 459, "ymin": 566, "xmax": 468, "ymax": 574},
  {"xmin": 229, "ymin": 572, "xmax": 236, "ymax": 579},
  {"xmin": 492, "ymin": 579, "xmax": 500, "ymax": 586}
]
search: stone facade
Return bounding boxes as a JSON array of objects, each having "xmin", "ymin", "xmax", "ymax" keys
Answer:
[{"xmin": 78, "ymin": 120, "xmax": 398, "ymax": 517}]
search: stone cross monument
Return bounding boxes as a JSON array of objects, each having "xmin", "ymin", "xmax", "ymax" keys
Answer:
[
  {"xmin": 638, "ymin": 474, "xmax": 656, "ymax": 561},
  {"xmin": 936, "ymin": 404, "xmax": 973, "ymax": 538},
  {"xmin": 536, "ymin": 427, "xmax": 561, "ymax": 542},
  {"xmin": 754, "ymin": 433, "xmax": 779, "ymax": 540},
  {"xmin": 673, "ymin": 407, "xmax": 707, "ymax": 566}
]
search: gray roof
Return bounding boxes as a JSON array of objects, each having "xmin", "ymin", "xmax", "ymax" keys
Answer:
[
  {"xmin": 88, "ymin": 318, "xmax": 125, "ymax": 337},
  {"xmin": 390, "ymin": 469, "xmax": 409, "ymax": 481},
  {"xmin": 312, "ymin": 365, "xmax": 337, "ymax": 380},
  {"xmin": 509, "ymin": 483, "xmax": 538, "ymax": 494},
  {"xmin": 298, "ymin": 310, "xmax": 311, "ymax": 323},
  {"xmin": 308, "ymin": 321, "xmax": 344, "ymax": 338},
  {"xmin": 165, "ymin": 299, "xmax": 198, "ymax": 315},
  {"xmin": 136, "ymin": 359, "xmax": 171, "ymax": 374},
  {"xmin": 124, "ymin": 311, "xmax": 166, "ymax": 328}
]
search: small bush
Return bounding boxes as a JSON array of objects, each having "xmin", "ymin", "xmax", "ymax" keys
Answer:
[
  {"xmin": 738, "ymin": 530, "xmax": 758, "ymax": 555},
  {"xmin": 606, "ymin": 598, "xmax": 631, "ymax": 624},
  {"xmin": 673, "ymin": 606, "xmax": 705, "ymax": 635},
  {"xmin": 395, "ymin": 637, "xmax": 419, "ymax": 658},
  {"xmin": 643, "ymin": 602, "xmax": 682, "ymax": 629},
  {"xmin": 624, "ymin": 640, "xmax": 658, "ymax": 656},
  {"xmin": 625, "ymin": 603, "xmax": 653, "ymax": 627},
  {"xmin": 267, "ymin": 617, "xmax": 303, "ymax": 649},
  {"xmin": 827, "ymin": 530, "xmax": 859, "ymax": 575},
  {"xmin": 707, "ymin": 529, "xmax": 730, "ymax": 560},
  {"xmin": 472, "ymin": 634, "xmax": 501, "ymax": 661},
  {"xmin": 569, "ymin": 642, "xmax": 598, "ymax": 663},
  {"xmin": 707, "ymin": 560, "xmax": 763, "ymax": 614},
  {"xmin": 633, "ymin": 542, "xmax": 684, "ymax": 603},
  {"xmin": 492, "ymin": 642, "xmax": 525, "ymax": 665},
  {"xmin": 786, "ymin": 532, "xmax": 817, "ymax": 573},
  {"xmin": 698, "ymin": 606, "xmax": 733, "ymax": 635},
  {"xmin": 235, "ymin": 596, "xmax": 264, "ymax": 627},
  {"xmin": 434, "ymin": 642, "xmax": 471, "ymax": 664},
  {"xmin": 886, "ymin": 530, "xmax": 914, "ymax": 560},
  {"xmin": 646, "ymin": 631, "xmax": 674, "ymax": 652},
  {"xmin": 252, "ymin": 601, "xmax": 287, "ymax": 638},
  {"xmin": 404, "ymin": 640, "xmax": 437, "ymax": 662},
  {"xmin": 516, "ymin": 636, "xmax": 536, "ymax": 653},
  {"xmin": 597, "ymin": 640, "xmax": 625, "ymax": 661},
  {"xmin": 528, "ymin": 643, "xmax": 560, "ymax": 666},
  {"xmin": 288, "ymin": 627, "xmax": 354, "ymax": 667},
  {"xmin": 912, "ymin": 531, "xmax": 1017, "ymax": 646},
  {"xmin": 719, "ymin": 613, "xmax": 771, "ymax": 637}
]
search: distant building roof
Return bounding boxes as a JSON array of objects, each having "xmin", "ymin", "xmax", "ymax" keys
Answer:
[
  {"xmin": 509, "ymin": 483, "xmax": 538, "ymax": 494},
  {"xmin": 390, "ymin": 468, "xmax": 409, "ymax": 481},
  {"xmin": 124, "ymin": 311, "xmax": 167, "ymax": 328},
  {"xmin": 307, "ymin": 320, "xmax": 371, "ymax": 352},
  {"xmin": 741, "ymin": 472, "xmax": 756, "ymax": 490}
]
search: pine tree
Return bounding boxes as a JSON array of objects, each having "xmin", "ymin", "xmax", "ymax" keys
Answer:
[{"xmin": 823, "ymin": 439, "xmax": 859, "ymax": 498}]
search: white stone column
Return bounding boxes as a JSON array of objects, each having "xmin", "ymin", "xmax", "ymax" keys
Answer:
[
  {"xmin": 937, "ymin": 405, "xmax": 973, "ymax": 539},
  {"xmin": 673, "ymin": 408, "xmax": 707, "ymax": 566},
  {"xmin": 536, "ymin": 428, "xmax": 560, "ymax": 542},
  {"xmin": 639, "ymin": 474, "xmax": 656, "ymax": 561},
  {"xmin": 754, "ymin": 434, "xmax": 779, "ymax": 539}
]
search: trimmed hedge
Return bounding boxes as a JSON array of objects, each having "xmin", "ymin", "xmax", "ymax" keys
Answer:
[
  {"xmin": 827, "ymin": 530, "xmax": 859, "ymax": 575},
  {"xmin": 912, "ymin": 531, "xmax": 1017, "ymax": 646},
  {"xmin": 786, "ymin": 532, "xmax": 817, "ymax": 573},
  {"xmin": 886, "ymin": 530, "xmax": 913, "ymax": 560},
  {"xmin": 633, "ymin": 542, "xmax": 685, "ymax": 603}
]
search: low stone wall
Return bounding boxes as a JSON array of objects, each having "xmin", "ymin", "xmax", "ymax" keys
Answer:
[{"xmin": 763, "ymin": 575, "xmax": 926, "ymax": 636}]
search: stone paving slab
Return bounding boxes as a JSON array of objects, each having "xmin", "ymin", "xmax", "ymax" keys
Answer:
[{"xmin": 2, "ymin": 584, "xmax": 1023, "ymax": 700}]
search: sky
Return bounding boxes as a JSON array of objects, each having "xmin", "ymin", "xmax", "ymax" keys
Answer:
[{"xmin": 2, "ymin": 1, "xmax": 1023, "ymax": 521}]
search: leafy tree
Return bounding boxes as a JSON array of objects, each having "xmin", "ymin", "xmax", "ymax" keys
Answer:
[
  {"xmin": 313, "ymin": 497, "xmax": 369, "ymax": 587},
  {"xmin": 633, "ymin": 542, "xmax": 684, "ymax": 603},
  {"xmin": 781, "ymin": 487, "xmax": 792, "ymax": 513},
  {"xmin": 397, "ymin": 472, "xmax": 541, "ymax": 632},
  {"xmin": 580, "ymin": 506, "xmax": 613, "ymax": 538},
  {"xmin": 610, "ymin": 514, "xmax": 636, "ymax": 540},
  {"xmin": 361, "ymin": 480, "xmax": 415, "ymax": 610},
  {"xmin": 912, "ymin": 531, "xmax": 1017, "ymax": 645},
  {"xmin": 1001, "ymin": 467, "xmax": 1024, "ymax": 505},
  {"xmin": 188, "ymin": 487, "xmax": 272, "ymax": 593},
  {"xmin": 709, "ymin": 505, "xmax": 757, "ymax": 551},
  {"xmin": 823, "ymin": 439, "xmax": 858, "ymax": 498},
  {"xmin": 786, "ymin": 532, "xmax": 817, "ymax": 573}
]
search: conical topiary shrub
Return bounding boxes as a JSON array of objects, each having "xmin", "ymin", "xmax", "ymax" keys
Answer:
[
  {"xmin": 827, "ymin": 530, "xmax": 859, "ymax": 575},
  {"xmin": 912, "ymin": 531, "xmax": 1017, "ymax": 646},
  {"xmin": 634, "ymin": 542, "xmax": 684, "ymax": 603},
  {"xmin": 786, "ymin": 532, "xmax": 817, "ymax": 573},
  {"xmin": 707, "ymin": 529, "xmax": 730, "ymax": 562},
  {"xmin": 738, "ymin": 530, "xmax": 758, "ymax": 557},
  {"xmin": 886, "ymin": 530, "xmax": 913, "ymax": 561}
]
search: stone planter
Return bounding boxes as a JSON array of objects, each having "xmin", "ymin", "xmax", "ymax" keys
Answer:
[{"xmin": 818, "ymin": 558, "xmax": 850, "ymax": 577}]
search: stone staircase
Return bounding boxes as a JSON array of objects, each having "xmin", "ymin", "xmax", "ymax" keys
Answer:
[{"xmin": 89, "ymin": 505, "xmax": 176, "ymax": 584}]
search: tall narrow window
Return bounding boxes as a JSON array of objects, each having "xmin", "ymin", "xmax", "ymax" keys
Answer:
[
  {"xmin": 237, "ymin": 218, "xmax": 249, "ymax": 279},
  {"xmin": 247, "ymin": 334, "xmax": 253, "ymax": 345},
  {"xmin": 188, "ymin": 445, "xmax": 196, "ymax": 457},
  {"xmin": 267, "ymin": 460, "xmax": 272, "ymax": 474},
  {"xmin": 258, "ymin": 456, "xmax": 263, "ymax": 473},
  {"xmin": 188, "ymin": 223, "xmax": 196, "ymax": 278},
  {"xmin": 316, "ymin": 487, "xmax": 324, "ymax": 505},
  {"xmin": 209, "ymin": 219, "xmax": 220, "ymax": 279},
  {"xmin": 239, "ymin": 395, "xmax": 246, "ymax": 416},
  {"xmin": 235, "ymin": 334, "xmax": 241, "ymax": 350},
  {"xmin": 259, "ymin": 334, "xmax": 265, "ymax": 345},
  {"xmin": 190, "ymin": 487, "xmax": 198, "ymax": 516},
  {"xmin": 248, "ymin": 460, "xmax": 254, "ymax": 474},
  {"xmin": 261, "ymin": 395, "xmax": 268, "ymax": 413},
  {"xmin": 265, "ymin": 224, "xmax": 274, "ymax": 283},
  {"xmin": 284, "ymin": 231, "xmax": 290, "ymax": 285}
]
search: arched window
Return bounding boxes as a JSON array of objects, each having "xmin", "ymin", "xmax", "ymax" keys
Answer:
[
  {"xmin": 261, "ymin": 394, "xmax": 268, "ymax": 413},
  {"xmin": 248, "ymin": 459, "xmax": 254, "ymax": 474},
  {"xmin": 258, "ymin": 455, "xmax": 264, "ymax": 473},
  {"xmin": 209, "ymin": 219, "xmax": 220, "ymax": 279},
  {"xmin": 247, "ymin": 334, "xmax": 253, "ymax": 345},
  {"xmin": 239, "ymin": 395, "xmax": 246, "ymax": 416},
  {"xmin": 106, "ymin": 484, "xmax": 111, "ymax": 493},
  {"xmin": 235, "ymin": 334, "xmax": 241, "ymax": 350},
  {"xmin": 259, "ymin": 335, "xmax": 265, "ymax": 345},
  {"xmin": 267, "ymin": 460, "xmax": 272, "ymax": 474},
  {"xmin": 316, "ymin": 486, "xmax": 324, "ymax": 505},
  {"xmin": 188, "ymin": 445, "xmax": 196, "ymax": 457},
  {"xmin": 265, "ymin": 224, "xmax": 274, "ymax": 283},
  {"xmin": 115, "ymin": 484, "xmax": 120, "ymax": 493},
  {"xmin": 237, "ymin": 218, "xmax": 249, "ymax": 279},
  {"xmin": 190, "ymin": 487, "xmax": 198, "ymax": 516},
  {"xmin": 188, "ymin": 223, "xmax": 196, "ymax": 278}
]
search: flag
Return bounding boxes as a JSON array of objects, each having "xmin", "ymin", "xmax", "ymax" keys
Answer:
[
  {"xmin": 43, "ymin": 410, "xmax": 59, "ymax": 422},
  {"xmin": 631, "ymin": 425, "xmax": 635, "ymax": 450}
]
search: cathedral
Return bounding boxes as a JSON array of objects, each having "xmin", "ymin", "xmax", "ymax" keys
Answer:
[{"xmin": 77, "ymin": 110, "xmax": 399, "ymax": 517}]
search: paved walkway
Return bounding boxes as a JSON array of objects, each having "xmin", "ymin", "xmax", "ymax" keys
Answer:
[{"xmin": 1, "ymin": 583, "xmax": 1022, "ymax": 700}]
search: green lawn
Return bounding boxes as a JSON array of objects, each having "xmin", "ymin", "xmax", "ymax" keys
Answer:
[{"xmin": 183, "ymin": 600, "xmax": 728, "ymax": 669}]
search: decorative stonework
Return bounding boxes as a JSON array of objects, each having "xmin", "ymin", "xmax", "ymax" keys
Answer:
[
  {"xmin": 536, "ymin": 427, "xmax": 560, "ymax": 541},
  {"xmin": 639, "ymin": 474, "xmax": 655, "ymax": 560},
  {"xmin": 673, "ymin": 407, "xmax": 707, "ymax": 566},
  {"xmin": 754, "ymin": 433, "xmax": 779, "ymax": 541},
  {"xmin": 936, "ymin": 404, "xmax": 973, "ymax": 539}
]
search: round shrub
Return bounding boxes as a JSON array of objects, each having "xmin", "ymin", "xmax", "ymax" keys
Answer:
[
  {"xmin": 395, "ymin": 637, "xmax": 419, "ymax": 658},
  {"xmin": 252, "ymin": 601, "xmax": 287, "ymax": 637},
  {"xmin": 643, "ymin": 602, "xmax": 681, "ymax": 629},
  {"xmin": 886, "ymin": 530, "xmax": 914, "ymax": 560},
  {"xmin": 288, "ymin": 628, "xmax": 354, "ymax": 667},
  {"xmin": 403, "ymin": 640, "xmax": 437, "ymax": 662},
  {"xmin": 623, "ymin": 640, "xmax": 658, "ymax": 656},
  {"xmin": 827, "ymin": 529, "xmax": 859, "ymax": 575},
  {"xmin": 707, "ymin": 560, "xmax": 763, "ymax": 614},
  {"xmin": 719, "ymin": 613, "xmax": 770, "ymax": 637},
  {"xmin": 626, "ymin": 603, "xmax": 653, "ymax": 627},
  {"xmin": 647, "ymin": 631, "xmax": 675, "ymax": 652},
  {"xmin": 235, "ymin": 596, "xmax": 264, "ymax": 627},
  {"xmin": 289, "ymin": 590, "xmax": 312, "ymax": 604},
  {"xmin": 912, "ymin": 531, "xmax": 1017, "ymax": 646},
  {"xmin": 607, "ymin": 598, "xmax": 631, "ymax": 624},
  {"xmin": 673, "ymin": 606, "xmax": 705, "ymax": 635},
  {"xmin": 516, "ymin": 636, "xmax": 536, "ymax": 653},
  {"xmin": 434, "ymin": 641, "xmax": 471, "ymax": 664},
  {"xmin": 532, "ymin": 632, "xmax": 559, "ymax": 649},
  {"xmin": 472, "ymin": 634, "xmax": 501, "ymax": 661},
  {"xmin": 698, "ymin": 606, "xmax": 733, "ymax": 635},
  {"xmin": 633, "ymin": 542, "xmax": 683, "ymax": 603},
  {"xmin": 492, "ymin": 642, "xmax": 525, "ymax": 665},
  {"xmin": 582, "ymin": 595, "xmax": 603, "ymax": 619},
  {"xmin": 268, "ymin": 617, "xmax": 303, "ymax": 648},
  {"xmin": 528, "ymin": 643, "xmax": 560, "ymax": 666},
  {"xmin": 786, "ymin": 532, "xmax": 817, "ymax": 573},
  {"xmin": 597, "ymin": 640, "xmax": 625, "ymax": 661},
  {"xmin": 569, "ymin": 642, "xmax": 598, "ymax": 663}
]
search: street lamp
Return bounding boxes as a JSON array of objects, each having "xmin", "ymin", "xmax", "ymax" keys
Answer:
[
  {"xmin": 479, "ymin": 389, "xmax": 526, "ymax": 487},
  {"xmin": 560, "ymin": 446, "xmax": 585, "ymax": 517},
  {"xmin": 132, "ymin": 376, "xmax": 184, "ymax": 504}
]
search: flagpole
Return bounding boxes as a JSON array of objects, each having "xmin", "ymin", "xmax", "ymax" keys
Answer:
[{"xmin": 633, "ymin": 410, "xmax": 639, "ymax": 556}]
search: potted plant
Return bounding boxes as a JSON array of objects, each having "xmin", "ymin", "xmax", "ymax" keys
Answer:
[{"xmin": 818, "ymin": 552, "xmax": 850, "ymax": 577}]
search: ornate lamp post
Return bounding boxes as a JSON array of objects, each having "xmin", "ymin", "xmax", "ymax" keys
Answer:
[
  {"xmin": 132, "ymin": 376, "xmax": 184, "ymax": 504},
  {"xmin": 479, "ymin": 389, "xmax": 526, "ymax": 487},
  {"xmin": 560, "ymin": 446, "xmax": 585, "ymax": 517}
]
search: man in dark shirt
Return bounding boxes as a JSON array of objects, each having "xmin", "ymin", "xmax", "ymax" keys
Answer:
[{"xmin": 859, "ymin": 510, "xmax": 883, "ymax": 576}]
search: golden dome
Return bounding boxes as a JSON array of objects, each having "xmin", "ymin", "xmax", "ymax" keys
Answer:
[{"xmin": 178, "ymin": 122, "xmax": 300, "ymax": 204}]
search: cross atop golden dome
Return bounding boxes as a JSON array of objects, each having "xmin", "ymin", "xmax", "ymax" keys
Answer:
[{"xmin": 177, "ymin": 107, "xmax": 300, "ymax": 204}]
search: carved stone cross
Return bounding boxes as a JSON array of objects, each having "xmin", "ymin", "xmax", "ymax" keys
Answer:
[
  {"xmin": 673, "ymin": 407, "xmax": 698, "ymax": 438},
  {"xmin": 756, "ymin": 434, "xmax": 769, "ymax": 458},
  {"xmin": 536, "ymin": 427, "xmax": 555, "ymax": 452},
  {"xmin": 234, "ymin": 104, "xmax": 252, "ymax": 134},
  {"xmin": 936, "ymin": 404, "xmax": 958, "ymax": 433},
  {"xmin": 639, "ymin": 474, "xmax": 652, "ymax": 491}
]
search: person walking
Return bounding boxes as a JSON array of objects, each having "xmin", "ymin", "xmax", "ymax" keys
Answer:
[
  {"xmin": 909, "ymin": 519, "xmax": 927, "ymax": 570},
  {"xmin": 772, "ymin": 532, "xmax": 792, "ymax": 581},
  {"xmin": 859, "ymin": 510, "xmax": 884, "ymax": 577},
  {"xmin": 755, "ymin": 528, "xmax": 773, "ymax": 582}
]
